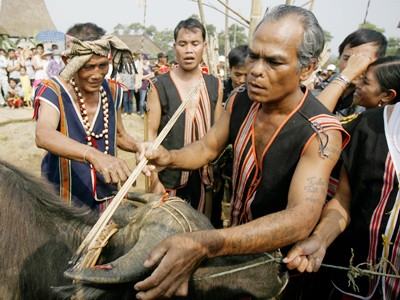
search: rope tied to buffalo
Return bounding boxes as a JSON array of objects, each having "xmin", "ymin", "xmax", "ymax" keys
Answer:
[
  {"xmin": 77, "ymin": 222, "xmax": 119, "ymax": 269},
  {"xmin": 142, "ymin": 195, "xmax": 194, "ymax": 233}
]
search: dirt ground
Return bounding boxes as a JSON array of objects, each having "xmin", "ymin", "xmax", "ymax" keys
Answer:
[{"xmin": 0, "ymin": 113, "xmax": 147, "ymax": 193}]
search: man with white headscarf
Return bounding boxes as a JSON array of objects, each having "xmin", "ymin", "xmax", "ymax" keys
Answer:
[{"xmin": 34, "ymin": 23, "xmax": 138, "ymax": 211}]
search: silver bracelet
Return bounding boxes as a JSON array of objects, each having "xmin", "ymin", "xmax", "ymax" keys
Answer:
[
  {"xmin": 83, "ymin": 148, "xmax": 92, "ymax": 164},
  {"xmin": 336, "ymin": 74, "xmax": 350, "ymax": 87}
]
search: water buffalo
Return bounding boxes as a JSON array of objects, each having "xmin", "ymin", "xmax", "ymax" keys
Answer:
[{"xmin": 0, "ymin": 159, "xmax": 288, "ymax": 299}]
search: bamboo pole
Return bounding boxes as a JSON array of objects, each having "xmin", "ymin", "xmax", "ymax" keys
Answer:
[
  {"xmin": 249, "ymin": 0, "xmax": 262, "ymax": 40},
  {"xmin": 70, "ymin": 81, "xmax": 203, "ymax": 268},
  {"xmin": 197, "ymin": 0, "xmax": 213, "ymax": 75},
  {"xmin": 224, "ymin": 0, "xmax": 229, "ymax": 80}
]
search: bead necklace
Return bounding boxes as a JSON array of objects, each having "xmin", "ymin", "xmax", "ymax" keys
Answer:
[{"xmin": 70, "ymin": 78, "xmax": 109, "ymax": 154}]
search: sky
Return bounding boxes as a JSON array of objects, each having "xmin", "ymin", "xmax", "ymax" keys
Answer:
[{"xmin": 34, "ymin": 0, "xmax": 400, "ymax": 57}]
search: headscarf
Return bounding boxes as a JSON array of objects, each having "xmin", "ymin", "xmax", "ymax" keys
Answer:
[{"xmin": 60, "ymin": 35, "xmax": 133, "ymax": 81}]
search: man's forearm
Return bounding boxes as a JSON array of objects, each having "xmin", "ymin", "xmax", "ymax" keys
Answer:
[{"xmin": 169, "ymin": 140, "xmax": 217, "ymax": 171}]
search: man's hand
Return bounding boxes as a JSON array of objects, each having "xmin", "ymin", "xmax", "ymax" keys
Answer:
[
  {"xmin": 282, "ymin": 233, "xmax": 326, "ymax": 273},
  {"xmin": 134, "ymin": 233, "xmax": 208, "ymax": 299},
  {"xmin": 342, "ymin": 53, "xmax": 373, "ymax": 83},
  {"xmin": 136, "ymin": 142, "xmax": 172, "ymax": 177},
  {"xmin": 86, "ymin": 149, "xmax": 131, "ymax": 184}
]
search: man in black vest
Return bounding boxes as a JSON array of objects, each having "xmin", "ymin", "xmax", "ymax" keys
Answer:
[
  {"xmin": 135, "ymin": 5, "xmax": 347, "ymax": 299},
  {"xmin": 146, "ymin": 18, "xmax": 223, "ymax": 223}
]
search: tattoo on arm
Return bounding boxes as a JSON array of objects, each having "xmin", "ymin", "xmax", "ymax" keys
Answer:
[{"xmin": 304, "ymin": 176, "xmax": 326, "ymax": 204}]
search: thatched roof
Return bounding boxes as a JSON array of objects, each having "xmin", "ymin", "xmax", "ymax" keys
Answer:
[
  {"xmin": 117, "ymin": 34, "xmax": 162, "ymax": 56},
  {"xmin": 0, "ymin": 0, "xmax": 56, "ymax": 37}
]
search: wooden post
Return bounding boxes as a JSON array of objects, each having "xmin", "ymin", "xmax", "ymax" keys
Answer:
[
  {"xmin": 248, "ymin": 0, "xmax": 262, "ymax": 40},
  {"xmin": 197, "ymin": 0, "xmax": 214, "ymax": 75},
  {"xmin": 224, "ymin": 0, "xmax": 229, "ymax": 80}
]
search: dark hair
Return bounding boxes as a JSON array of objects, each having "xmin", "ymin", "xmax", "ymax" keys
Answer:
[
  {"xmin": 338, "ymin": 29, "xmax": 387, "ymax": 57},
  {"xmin": 369, "ymin": 56, "xmax": 400, "ymax": 104},
  {"xmin": 258, "ymin": 5, "xmax": 324, "ymax": 71},
  {"xmin": 66, "ymin": 22, "xmax": 106, "ymax": 41},
  {"xmin": 228, "ymin": 45, "xmax": 249, "ymax": 68},
  {"xmin": 174, "ymin": 18, "xmax": 206, "ymax": 42},
  {"xmin": 36, "ymin": 44, "xmax": 44, "ymax": 49}
]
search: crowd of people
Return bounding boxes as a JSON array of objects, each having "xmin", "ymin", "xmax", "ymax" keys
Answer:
[
  {"xmin": 3, "ymin": 3, "xmax": 397, "ymax": 299},
  {"xmin": 0, "ymin": 43, "xmax": 64, "ymax": 108}
]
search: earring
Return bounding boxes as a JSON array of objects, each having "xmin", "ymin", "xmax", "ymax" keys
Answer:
[{"xmin": 378, "ymin": 100, "xmax": 382, "ymax": 107}]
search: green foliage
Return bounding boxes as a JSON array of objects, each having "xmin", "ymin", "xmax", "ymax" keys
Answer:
[
  {"xmin": 323, "ymin": 30, "xmax": 333, "ymax": 43},
  {"xmin": 217, "ymin": 24, "xmax": 248, "ymax": 55},
  {"xmin": 153, "ymin": 29, "xmax": 175, "ymax": 60},
  {"xmin": 387, "ymin": 37, "xmax": 400, "ymax": 56},
  {"xmin": 206, "ymin": 24, "xmax": 217, "ymax": 37},
  {"xmin": 358, "ymin": 21, "xmax": 385, "ymax": 33}
]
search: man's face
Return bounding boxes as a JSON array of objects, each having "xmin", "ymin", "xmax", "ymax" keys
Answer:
[
  {"xmin": 159, "ymin": 56, "xmax": 167, "ymax": 65},
  {"xmin": 338, "ymin": 42, "xmax": 379, "ymax": 73},
  {"xmin": 36, "ymin": 47, "xmax": 44, "ymax": 55},
  {"xmin": 230, "ymin": 65, "xmax": 247, "ymax": 88},
  {"xmin": 173, "ymin": 28, "xmax": 206, "ymax": 72},
  {"xmin": 8, "ymin": 51, "xmax": 15, "ymax": 59},
  {"xmin": 246, "ymin": 17, "xmax": 311, "ymax": 104},
  {"xmin": 76, "ymin": 54, "xmax": 109, "ymax": 93}
]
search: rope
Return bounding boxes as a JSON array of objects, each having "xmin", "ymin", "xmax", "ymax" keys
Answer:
[
  {"xmin": 193, "ymin": 252, "xmax": 281, "ymax": 281},
  {"xmin": 193, "ymin": 247, "xmax": 400, "ymax": 290},
  {"xmin": 321, "ymin": 248, "xmax": 400, "ymax": 293},
  {"xmin": 141, "ymin": 196, "xmax": 194, "ymax": 233}
]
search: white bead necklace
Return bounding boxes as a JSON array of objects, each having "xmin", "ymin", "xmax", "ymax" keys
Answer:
[{"xmin": 70, "ymin": 78, "xmax": 110, "ymax": 154}]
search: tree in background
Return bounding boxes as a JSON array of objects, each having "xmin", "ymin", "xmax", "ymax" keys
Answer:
[{"xmin": 218, "ymin": 24, "xmax": 248, "ymax": 55}]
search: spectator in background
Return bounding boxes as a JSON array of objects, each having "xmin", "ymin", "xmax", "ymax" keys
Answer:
[
  {"xmin": 200, "ymin": 60, "xmax": 209, "ymax": 74},
  {"xmin": 116, "ymin": 63, "xmax": 136, "ymax": 115},
  {"xmin": 19, "ymin": 66, "xmax": 33, "ymax": 108},
  {"xmin": 32, "ymin": 43, "xmax": 47, "ymax": 89},
  {"xmin": 222, "ymin": 45, "xmax": 248, "ymax": 104},
  {"xmin": 46, "ymin": 50, "xmax": 65, "ymax": 78},
  {"xmin": 7, "ymin": 49, "xmax": 21, "ymax": 83},
  {"xmin": 16, "ymin": 45, "xmax": 23, "ymax": 59},
  {"xmin": 41, "ymin": 50, "xmax": 53, "ymax": 80},
  {"xmin": 217, "ymin": 55, "xmax": 225, "ymax": 79},
  {"xmin": 170, "ymin": 60, "xmax": 179, "ymax": 69},
  {"xmin": 325, "ymin": 63, "xmax": 336, "ymax": 81},
  {"xmin": 154, "ymin": 52, "xmax": 169, "ymax": 76},
  {"xmin": 5, "ymin": 78, "xmax": 23, "ymax": 108},
  {"xmin": 139, "ymin": 53, "xmax": 154, "ymax": 117},
  {"xmin": 21, "ymin": 48, "xmax": 36, "ymax": 85},
  {"xmin": 318, "ymin": 29, "xmax": 387, "ymax": 116},
  {"xmin": 0, "ymin": 48, "xmax": 8, "ymax": 106}
]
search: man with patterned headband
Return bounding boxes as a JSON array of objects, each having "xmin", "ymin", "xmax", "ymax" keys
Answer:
[{"xmin": 34, "ymin": 23, "xmax": 138, "ymax": 211}]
